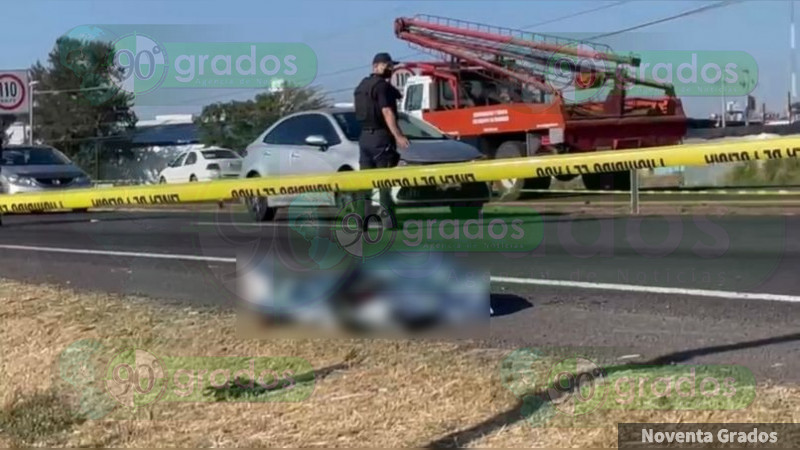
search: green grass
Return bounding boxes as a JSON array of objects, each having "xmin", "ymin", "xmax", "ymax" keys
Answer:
[
  {"xmin": 726, "ymin": 159, "xmax": 800, "ymax": 186},
  {"xmin": 500, "ymin": 349, "xmax": 757, "ymax": 429},
  {"xmin": 0, "ymin": 390, "xmax": 84, "ymax": 446}
]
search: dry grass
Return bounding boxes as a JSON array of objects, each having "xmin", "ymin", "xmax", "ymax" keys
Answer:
[{"xmin": 1, "ymin": 279, "xmax": 799, "ymax": 448}]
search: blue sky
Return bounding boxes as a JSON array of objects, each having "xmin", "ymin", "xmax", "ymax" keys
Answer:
[{"xmin": 2, "ymin": 0, "xmax": 796, "ymax": 119}]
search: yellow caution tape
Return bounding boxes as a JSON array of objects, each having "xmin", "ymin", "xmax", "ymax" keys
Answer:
[
  {"xmin": 1, "ymin": 136, "xmax": 799, "ymax": 213},
  {"xmin": 522, "ymin": 189, "xmax": 800, "ymax": 195}
]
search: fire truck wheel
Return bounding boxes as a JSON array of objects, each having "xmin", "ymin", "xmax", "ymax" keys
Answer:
[
  {"xmin": 493, "ymin": 140, "xmax": 551, "ymax": 201},
  {"xmin": 581, "ymin": 171, "xmax": 631, "ymax": 191}
]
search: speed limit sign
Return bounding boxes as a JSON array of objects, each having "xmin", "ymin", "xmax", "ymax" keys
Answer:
[{"xmin": 0, "ymin": 70, "xmax": 29, "ymax": 115}]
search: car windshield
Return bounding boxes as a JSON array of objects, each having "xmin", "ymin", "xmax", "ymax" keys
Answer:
[
  {"xmin": 334, "ymin": 111, "xmax": 448, "ymax": 141},
  {"xmin": 1, "ymin": 147, "xmax": 72, "ymax": 166},
  {"xmin": 201, "ymin": 149, "xmax": 240, "ymax": 159}
]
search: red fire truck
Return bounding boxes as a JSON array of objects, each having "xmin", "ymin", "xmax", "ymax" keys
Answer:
[{"xmin": 391, "ymin": 15, "xmax": 687, "ymax": 200}]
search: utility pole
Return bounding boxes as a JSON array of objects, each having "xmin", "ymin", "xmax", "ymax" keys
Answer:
[
  {"xmin": 792, "ymin": 1, "xmax": 797, "ymax": 121},
  {"xmin": 27, "ymin": 80, "xmax": 39, "ymax": 144},
  {"xmin": 742, "ymin": 69, "xmax": 751, "ymax": 126},
  {"xmin": 721, "ymin": 78, "xmax": 727, "ymax": 128}
]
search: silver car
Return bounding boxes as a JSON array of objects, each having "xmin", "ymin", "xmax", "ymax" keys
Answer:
[
  {"xmin": 1, "ymin": 145, "xmax": 92, "ymax": 202},
  {"xmin": 241, "ymin": 107, "xmax": 492, "ymax": 222}
]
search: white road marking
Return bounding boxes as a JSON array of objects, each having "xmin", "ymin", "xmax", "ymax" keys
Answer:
[
  {"xmin": 491, "ymin": 276, "xmax": 800, "ymax": 303},
  {"xmin": 0, "ymin": 245, "xmax": 236, "ymax": 263},
  {"xmin": 1, "ymin": 244, "xmax": 799, "ymax": 304}
]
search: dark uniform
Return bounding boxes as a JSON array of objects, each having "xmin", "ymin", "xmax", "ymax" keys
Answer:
[
  {"xmin": 353, "ymin": 54, "xmax": 403, "ymax": 215},
  {"xmin": 354, "ymin": 74, "xmax": 402, "ymax": 170},
  {"xmin": 0, "ymin": 137, "xmax": 3, "ymax": 226}
]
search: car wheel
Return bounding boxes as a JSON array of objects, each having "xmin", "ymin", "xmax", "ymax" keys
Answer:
[
  {"xmin": 159, "ymin": 177, "xmax": 167, "ymax": 184},
  {"xmin": 245, "ymin": 173, "xmax": 277, "ymax": 222},
  {"xmin": 189, "ymin": 175, "xmax": 197, "ymax": 182}
]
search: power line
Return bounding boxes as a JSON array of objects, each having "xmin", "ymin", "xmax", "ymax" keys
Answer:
[
  {"xmin": 315, "ymin": 2, "xmax": 633, "ymax": 82},
  {"xmin": 174, "ymin": 1, "xmax": 664, "ymax": 107},
  {"xmin": 518, "ymin": 0, "xmax": 632, "ymax": 29},
  {"xmin": 586, "ymin": 0, "xmax": 745, "ymax": 40},
  {"xmin": 318, "ymin": 3, "xmax": 636, "ymax": 100},
  {"xmin": 313, "ymin": 52, "xmax": 420, "ymax": 81},
  {"xmin": 35, "ymin": 85, "xmax": 113, "ymax": 95}
]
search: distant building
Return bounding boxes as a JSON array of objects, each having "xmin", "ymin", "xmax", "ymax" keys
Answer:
[
  {"xmin": 4, "ymin": 122, "xmax": 26, "ymax": 145},
  {"xmin": 137, "ymin": 114, "xmax": 195, "ymax": 127},
  {"xmin": 269, "ymin": 78, "xmax": 285, "ymax": 93},
  {"xmin": 133, "ymin": 114, "xmax": 199, "ymax": 146},
  {"xmin": 103, "ymin": 114, "xmax": 201, "ymax": 183}
]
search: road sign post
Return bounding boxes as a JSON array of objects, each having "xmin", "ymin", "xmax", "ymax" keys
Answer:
[
  {"xmin": 630, "ymin": 169, "xmax": 640, "ymax": 215},
  {"xmin": 0, "ymin": 69, "xmax": 29, "ymax": 226}
]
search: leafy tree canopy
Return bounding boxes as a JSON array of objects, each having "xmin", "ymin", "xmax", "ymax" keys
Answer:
[
  {"xmin": 195, "ymin": 85, "xmax": 330, "ymax": 151},
  {"xmin": 30, "ymin": 36, "xmax": 137, "ymax": 157}
]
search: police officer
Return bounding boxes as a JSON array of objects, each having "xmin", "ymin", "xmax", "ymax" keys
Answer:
[{"xmin": 353, "ymin": 53, "xmax": 409, "ymax": 225}]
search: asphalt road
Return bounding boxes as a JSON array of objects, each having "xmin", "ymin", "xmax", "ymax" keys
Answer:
[{"xmin": 1, "ymin": 208, "xmax": 799, "ymax": 384}]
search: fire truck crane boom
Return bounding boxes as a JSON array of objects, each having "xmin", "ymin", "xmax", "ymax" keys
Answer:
[
  {"xmin": 390, "ymin": 15, "xmax": 687, "ymax": 198},
  {"xmin": 395, "ymin": 16, "xmax": 641, "ymax": 66}
]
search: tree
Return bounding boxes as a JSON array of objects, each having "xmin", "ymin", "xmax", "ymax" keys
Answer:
[
  {"xmin": 29, "ymin": 36, "xmax": 137, "ymax": 159},
  {"xmin": 195, "ymin": 85, "xmax": 331, "ymax": 151}
]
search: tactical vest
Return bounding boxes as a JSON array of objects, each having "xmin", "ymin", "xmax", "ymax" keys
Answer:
[{"xmin": 354, "ymin": 75, "xmax": 385, "ymax": 130}]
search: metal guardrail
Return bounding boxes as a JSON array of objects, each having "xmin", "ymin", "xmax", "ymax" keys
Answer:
[
  {"xmin": 521, "ymin": 171, "xmax": 800, "ymax": 214},
  {"xmin": 521, "ymin": 187, "xmax": 800, "ymax": 196},
  {"xmin": 93, "ymin": 180, "xmax": 150, "ymax": 187}
]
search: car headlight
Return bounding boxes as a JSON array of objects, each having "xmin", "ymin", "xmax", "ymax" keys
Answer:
[
  {"xmin": 74, "ymin": 175, "xmax": 91, "ymax": 184},
  {"xmin": 6, "ymin": 174, "xmax": 37, "ymax": 186}
]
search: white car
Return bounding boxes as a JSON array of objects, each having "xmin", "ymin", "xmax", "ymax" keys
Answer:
[
  {"xmin": 240, "ymin": 107, "xmax": 491, "ymax": 221},
  {"xmin": 158, "ymin": 147, "xmax": 242, "ymax": 183}
]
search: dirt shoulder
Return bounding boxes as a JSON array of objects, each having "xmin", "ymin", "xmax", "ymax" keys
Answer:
[{"xmin": 1, "ymin": 280, "xmax": 797, "ymax": 448}]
